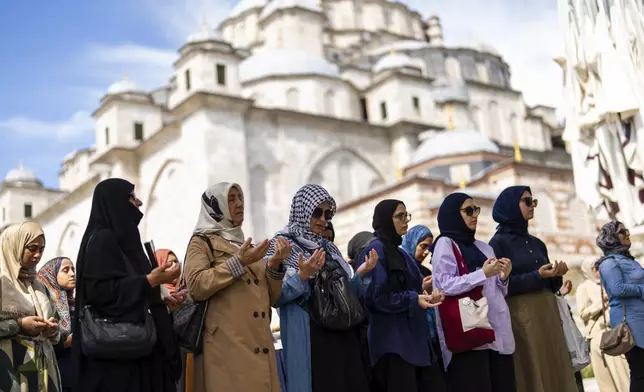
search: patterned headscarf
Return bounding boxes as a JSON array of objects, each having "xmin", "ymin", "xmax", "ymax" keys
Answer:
[
  {"xmin": 155, "ymin": 249, "xmax": 179, "ymax": 295},
  {"xmin": 37, "ymin": 257, "xmax": 75, "ymax": 337},
  {"xmin": 268, "ymin": 184, "xmax": 351, "ymax": 276},
  {"xmin": 596, "ymin": 221, "xmax": 632, "ymax": 259},
  {"xmin": 193, "ymin": 182, "xmax": 245, "ymax": 245}
]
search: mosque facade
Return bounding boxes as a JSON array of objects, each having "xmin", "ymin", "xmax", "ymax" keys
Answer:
[{"xmin": 0, "ymin": 0, "xmax": 600, "ymax": 289}]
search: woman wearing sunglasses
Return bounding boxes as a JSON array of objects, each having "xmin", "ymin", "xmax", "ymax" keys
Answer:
[
  {"xmin": 267, "ymin": 184, "xmax": 377, "ymax": 392},
  {"xmin": 361, "ymin": 199, "xmax": 445, "ymax": 392},
  {"xmin": 431, "ymin": 193, "xmax": 515, "ymax": 392},
  {"xmin": 489, "ymin": 186, "xmax": 577, "ymax": 392}
]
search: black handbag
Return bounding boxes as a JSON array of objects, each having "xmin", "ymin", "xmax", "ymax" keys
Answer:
[
  {"xmin": 172, "ymin": 234, "xmax": 213, "ymax": 354},
  {"xmin": 79, "ymin": 234, "xmax": 157, "ymax": 359},
  {"xmin": 307, "ymin": 240, "xmax": 366, "ymax": 330}
]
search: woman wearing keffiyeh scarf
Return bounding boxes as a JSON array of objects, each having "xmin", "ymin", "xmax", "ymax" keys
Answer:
[
  {"xmin": 38, "ymin": 257, "xmax": 76, "ymax": 392},
  {"xmin": 267, "ymin": 184, "xmax": 377, "ymax": 392}
]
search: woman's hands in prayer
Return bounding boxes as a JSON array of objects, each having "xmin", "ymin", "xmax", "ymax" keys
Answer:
[
  {"xmin": 17, "ymin": 316, "xmax": 50, "ymax": 336},
  {"xmin": 482, "ymin": 258, "xmax": 503, "ymax": 278},
  {"xmin": 418, "ymin": 288, "xmax": 444, "ymax": 309},
  {"xmin": 297, "ymin": 249, "xmax": 325, "ymax": 281},
  {"xmin": 356, "ymin": 249, "xmax": 379, "ymax": 278},
  {"xmin": 422, "ymin": 276, "xmax": 433, "ymax": 293},
  {"xmin": 147, "ymin": 261, "xmax": 181, "ymax": 287},
  {"xmin": 164, "ymin": 289, "xmax": 188, "ymax": 312},
  {"xmin": 267, "ymin": 237, "xmax": 292, "ymax": 269},
  {"xmin": 64, "ymin": 334, "xmax": 73, "ymax": 348},
  {"xmin": 238, "ymin": 238, "xmax": 270, "ymax": 266},
  {"xmin": 559, "ymin": 280, "xmax": 573, "ymax": 296},
  {"xmin": 498, "ymin": 258, "xmax": 512, "ymax": 281},
  {"xmin": 42, "ymin": 317, "xmax": 58, "ymax": 338},
  {"xmin": 539, "ymin": 260, "xmax": 568, "ymax": 278}
]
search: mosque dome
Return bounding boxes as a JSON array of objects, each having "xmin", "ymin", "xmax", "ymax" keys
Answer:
[
  {"xmin": 106, "ymin": 76, "xmax": 140, "ymax": 95},
  {"xmin": 4, "ymin": 162, "xmax": 42, "ymax": 187},
  {"xmin": 373, "ymin": 52, "xmax": 421, "ymax": 74},
  {"xmin": 259, "ymin": 0, "xmax": 323, "ymax": 21},
  {"xmin": 412, "ymin": 128, "xmax": 500, "ymax": 165},
  {"xmin": 239, "ymin": 49, "xmax": 339, "ymax": 83},
  {"xmin": 229, "ymin": 0, "xmax": 267, "ymax": 18}
]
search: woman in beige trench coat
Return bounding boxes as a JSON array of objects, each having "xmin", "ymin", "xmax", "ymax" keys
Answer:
[
  {"xmin": 577, "ymin": 258, "xmax": 630, "ymax": 392},
  {"xmin": 184, "ymin": 182, "xmax": 292, "ymax": 392}
]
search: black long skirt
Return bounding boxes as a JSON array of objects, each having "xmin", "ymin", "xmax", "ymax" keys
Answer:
[{"xmin": 310, "ymin": 320, "xmax": 370, "ymax": 392}]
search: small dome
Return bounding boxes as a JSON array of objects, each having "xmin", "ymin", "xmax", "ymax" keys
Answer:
[
  {"xmin": 239, "ymin": 49, "xmax": 339, "ymax": 83},
  {"xmin": 229, "ymin": 0, "xmax": 267, "ymax": 18},
  {"xmin": 4, "ymin": 162, "xmax": 42, "ymax": 187},
  {"xmin": 107, "ymin": 76, "xmax": 140, "ymax": 95},
  {"xmin": 373, "ymin": 52, "xmax": 420, "ymax": 74},
  {"xmin": 187, "ymin": 18, "xmax": 224, "ymax": 44},
  {"xmin": 473, "ymin": 42, "xmax": 501, "ymax": 56},
  {"xmin": 260, "ymin": 0, "xmax": 323, "ymax": 20},
  {"xmin": 412, "ymin": 129, "xmax": 500, "ymax": 164}
]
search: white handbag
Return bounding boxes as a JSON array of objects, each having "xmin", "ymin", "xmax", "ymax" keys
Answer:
[{"xmin": 459, "ymin": 296, "xmax": 493, "ymax": 332}]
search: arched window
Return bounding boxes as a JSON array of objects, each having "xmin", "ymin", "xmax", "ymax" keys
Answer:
[
  {"xmin": 471, "ymin": 105, "xmax": 485, "ymax": 134},
  {"xmin": 286, "ymin": 88, "xmax": 299, "ymax": 109},
  {"xmin": 509, "ymin": 113, "xmax": 520, "ymax": 144},
  {"xmin": 324, "ymin": 90, "xmax": 335, "ymax": 115},
  {"xmin": 487, "ymin": 101, "xmax": 502, "ymax": 140},
  {"xmin": 445, "ymin": 57, "xmax": 462, "ymax": 83}
]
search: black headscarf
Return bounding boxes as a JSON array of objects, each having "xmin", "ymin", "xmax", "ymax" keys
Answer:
[
  {"xmin": 373, "ymin": 199, "xmax": 410, "ymax": 291},
  {"xmin": 436, "ymin": 192, "xmax": 488, "ymax": 272},
  {"xmin": 324, "ymin": 221, "xmax": 336, "ymax": 242},
  {"xmin": 492, "ymin": 185, "xmax": 531, "ymax": 236},
  {"xmin": 347, "ymin": 231, "xmax": 375, "ymax": 266}
]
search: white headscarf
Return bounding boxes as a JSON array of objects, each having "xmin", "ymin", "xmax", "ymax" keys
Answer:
[
  {"xmin": 0, "ymin": 222, "xmax": 55, "ymax": 321},
  {"xmin": 193, "ymin": 182, "xmax": 246, "ymax": 245},
  {"xmin": 581, "ymin": 258, "xmax": 600, "ymax": 282}
]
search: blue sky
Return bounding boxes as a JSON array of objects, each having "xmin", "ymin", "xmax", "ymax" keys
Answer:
[{"xmin": 0, "ymin": 0, "xmax": 560, "ymax": 188}]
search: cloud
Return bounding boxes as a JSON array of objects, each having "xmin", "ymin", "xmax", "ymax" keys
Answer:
[
  {"xmin": 408, "ymin": 0, "xmax": 563, "ymax": 108},
  {"xmin": 0, "ymin": 111, "xmax": 94, "ymax": 140},
  {"xmin": 141, "ymin": 0, "xmax": 235, "ymax": 44}
]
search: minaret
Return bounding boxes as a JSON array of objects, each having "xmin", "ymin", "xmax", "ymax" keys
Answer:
[{"xmin": 426, "ymin": 15, "xmax": 444, "ymax": 46}]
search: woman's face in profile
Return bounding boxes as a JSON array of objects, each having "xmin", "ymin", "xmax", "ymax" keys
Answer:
[{"xmin": 56, "ymin": 258, "xmax": 76, "ymax": 291}]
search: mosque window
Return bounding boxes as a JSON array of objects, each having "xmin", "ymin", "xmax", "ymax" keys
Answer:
[
  {"xmin": 24, "ymin": 203, "xmax": 32, "ymax": 219},
  {"xmin": 185, "ymin": 69, "xmax": 191, "ymax": 91},
  {"xmin": 360, "ymin": 98, "xmax": 369, "ymax": 122},
  {"xmin": 105, "ymin": 127, "xmax": 110, "ymax": 146},
  {"xmin": 216, "ymin": 64, "xmax": 227, "ymax": 86},
  {"xmin": 412, "ymin": 96, "xmax": 420, "ymax": 114},
  {"xmin": 134, "ymin": 122, "xmax": 144, "ymax": 141},
  {"xmin": 380, "ymin": 102, "xmax": 388, "ymax": 120}
]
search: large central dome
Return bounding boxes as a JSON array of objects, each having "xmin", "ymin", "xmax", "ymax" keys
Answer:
[{"xmin": 412, "ymin": 129, "xmax": 500, "ymax": 165}]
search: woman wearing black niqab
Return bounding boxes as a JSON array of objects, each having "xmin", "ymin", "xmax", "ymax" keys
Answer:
[{"xmin": 71, "ymin": 178, "xmax": 181, "ymax": 392}]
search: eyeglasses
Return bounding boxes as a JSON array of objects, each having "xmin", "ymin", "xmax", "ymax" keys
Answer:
[
  {"xmin": 24, "ymin": 244, "xmax": 45, "ymax": 254},
  {"xmin": 520, "ymin": 197, "xmax": 538, "ymax": 207},
  {"xmin": 460, "ymin": 206, "xmax": 481, "ymax": 217},
  {"xmin": 394, "ymin": 212, "xmax": 412, "ymax": 222},
  {"xmin": 312, "ymin": 207, "xmax": 333, "ymax": 221},
  {"xmin": 618, "ymin": 228, "xmax": 630, "ymax": 236}
]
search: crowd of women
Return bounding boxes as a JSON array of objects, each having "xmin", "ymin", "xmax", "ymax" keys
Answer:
[{"xmin": 0, "ymin": 177, "xmax": 643, "ymax": 392}]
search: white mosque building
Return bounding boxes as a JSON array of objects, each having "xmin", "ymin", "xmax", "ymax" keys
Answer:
[{"xmin": 0, "ymin": 0, "xmax": 600, "ymax": 284}]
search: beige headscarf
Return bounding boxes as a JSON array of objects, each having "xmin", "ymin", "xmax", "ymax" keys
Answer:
[
  {"xmin": 193, "ymin": 182, "xmax": 246, "ymax": 245},
  {"xmin": 0, "ymin": 221, "xmax": 55, "ymax": 321},
  {"xmin": 581, "ymin": 257, "xmax": 600, "ymax": 283}
]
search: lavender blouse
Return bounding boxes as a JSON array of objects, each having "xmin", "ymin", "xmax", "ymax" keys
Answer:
[{"xmin": 431, "ymin": 237, "xmax": 515, "ymax": 369}]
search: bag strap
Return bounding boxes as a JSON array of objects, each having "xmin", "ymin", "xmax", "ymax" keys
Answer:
[
  {"xmin": 599, "ymin": 257, "xmax": 627, "ymax": 323},
  {"xmin": 450, "ymin": 241, "xmax": 469, "ymax": 276},
  {"xmin": 177, "ymin": 234, "xmax": 216, "ymax": 289}
]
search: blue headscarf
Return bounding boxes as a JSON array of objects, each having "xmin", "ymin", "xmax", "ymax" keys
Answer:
[
  {"xmin": 492, "ymin": 185, "xmax": 531, "ymax": 236},
  {"xmin": 402, "ymin": 225, "xmax": 433, "ymax": 261},
  {"xmin": 436, "ymin": 192, "xmax": 487, "ymax": 272}
]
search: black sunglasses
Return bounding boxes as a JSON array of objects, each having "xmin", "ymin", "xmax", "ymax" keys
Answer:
[
  {"xmin": 312, "ymin": 207, "xmax": 333, "ymax": 221},
  {"xmin": 520, "ymin": 197, "xmax": 538, "ymax": 207},
  {"xmin": 460, "ymin": 206, "xmax": 481, "ymax": 217}
]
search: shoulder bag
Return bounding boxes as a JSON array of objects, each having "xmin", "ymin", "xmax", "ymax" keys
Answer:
[
  {"xmin": 79, "ymin": 233, "xmax": 157, "ymax": 360},
  {"xmin": 599, "ymin": 260, "xmax": 635, "ymax": 356},
  {"xmin": 437, "ymin": 241, "xmax": 495, "ymax": 353},
  {"xmin": 172, "ymin": 234, "xmax": 213, "ymax": 354}
]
